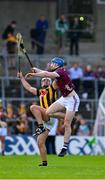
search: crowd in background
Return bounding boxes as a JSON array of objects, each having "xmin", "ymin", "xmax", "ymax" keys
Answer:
[
  {"xmin": 1, "ymin": 14, "xmax": 87, "ymax": 56},
  {"xmin": 66, "ymin": 62, "xmax": 105, "ymax": 98},
  {"xmin": 0, "ymin": 99, "xmax": 92, "ymax": 137}
]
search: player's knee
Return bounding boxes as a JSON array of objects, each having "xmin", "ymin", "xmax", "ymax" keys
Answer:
[
  {"xmin": 30, "ymin": 105, "xmax": 34, "ymax": 112},
  {"xmin": 30, "ymin": 105, "xmax": 37, "ymax": 113}
]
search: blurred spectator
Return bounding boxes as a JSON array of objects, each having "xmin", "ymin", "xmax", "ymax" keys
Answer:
[
  {"xmin": 6, "ymin": 103, "xmax": 16, "ymax": 119},
  {"xmin": 45, "ymin": 118, "xmax": 58, "ymax": 154},
  {"xmin": 15, "ymin": 113, "xmax": 29, "ymax": 135},
  {"xmin": 55, "ymin": 14, "xmax": 68, "ymax": 54},
  {"xmin": 6, "ymin": 33, "xmax": 17, "ymax": 55},
  {"xmin": 6, "ymin": 103, "xmax": 17, "ymax": 135},
  {"xmin": 94, "ymin": 66, "xmax": 105, "ymax": 80},
  {"xmin": 2, "ymin": 20, "xmax": 17, "ymax": 40},
  {"xmin": 0, "ymin": 100, "xmax": 7, "ymax": 155},
  {"xmin": 69, "ymin": 17, "xmax": 81, "ymax": 55},
  {"xmin": 94, "ymin": 66, "xmax": 105, "ymax": 96},
  {"xmin": 68, "ymin": 63, "xmax": 83, "ymax": 92},
  {"xmin": 2, "ymin": 21, "xmax": 17, "ymax": 70},
  {"xmin": 6, "ymin": 35, "xmax": 17, "ymax": 69},
  {"xmin": 35, "ymin": 15, "xmax": 48, "ymax": 54},
  {"xmin": 83, "ymin": 65, "xmax": 95, "ymax": 79},
  {"xmin": 18, "ymin": 103, "xmax": 26, "ymax": 116},
  {"xmin": 77, "ymin": 116, "xmax": 90, "ymax": 136},
  {"xmin": 82, "ymin": 65, "xmax": 95, "ymax": 99},
  {"xmin": 0, "ymin": 101, "xmax": 7, "ymax": 121},
  {"xmin": 30, "ymin": 28, "xmax": 38, "ymax": 51}
]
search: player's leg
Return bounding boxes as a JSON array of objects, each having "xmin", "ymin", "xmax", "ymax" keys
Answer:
[
  {"xmin": 30, "ymin": 105, "xmax": 49, "ymax": 135},
  {"xmin": 58, "ymin": 111, "xmax": 76, "ymax": 157},
  {"xmin": 46, "ymin": 100, "xmax": 72, "ymax": 157},
  {"xmin": 58, "ymin": 111, "xmax": 75, "ymax": 157},
  {"xmin": 46, "ymin": 100, "xmax": 65, "ymax": 119},
  {"xmin": 30, "ymin": 104, "xmax": 47, "ymax": 124},
  {"xmin": 48, "ymin": 111, "xmax": 65, "ymax": 119},
  {"xmin": 44, "ymin": 118, "xmax": 58, "ymax": 154},
  {"xmin": 64, "ymin": 111, "xmax": 75, "ymax": 144},
  {"xmin": 37, "ymin": 129, "xmax": 49, "ymax": 166},
  {"xmin": 31, "ymin": 101, "xmax": 65, "ymax": 123},
  {"xmin": 58, "ymin": 94, "xmax": 80, "ymax": 157}
]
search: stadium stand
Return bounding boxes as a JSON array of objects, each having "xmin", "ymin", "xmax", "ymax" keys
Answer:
[{"xmin": 0, "ymin": 0, "xmax": 105, "ymax": 137}]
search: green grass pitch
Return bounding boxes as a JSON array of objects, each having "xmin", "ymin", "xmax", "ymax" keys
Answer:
[{"xmin": 0, "ymin": 155, "xmax": 105, "ymax": 179}]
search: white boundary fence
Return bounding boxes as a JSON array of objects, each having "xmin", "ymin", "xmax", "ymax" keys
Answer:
[{"xmin": 0, "ymin": 135, "xmax": 105, "ymax": 155}]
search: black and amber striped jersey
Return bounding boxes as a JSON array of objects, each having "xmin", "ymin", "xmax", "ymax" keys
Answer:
[{"xmin": 37, "ymin": 84, "xmax": 57, "ymax": 109}]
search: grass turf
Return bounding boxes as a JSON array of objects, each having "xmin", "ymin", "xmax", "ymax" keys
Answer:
[{"xmin": 0, "ymin": 155, "xmax": 105, "ymax": 179}]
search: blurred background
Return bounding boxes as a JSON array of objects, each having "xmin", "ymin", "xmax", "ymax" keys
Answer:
[{"xmin": 0, "ymin": 0, "xmax": 105, "ymax": 155}]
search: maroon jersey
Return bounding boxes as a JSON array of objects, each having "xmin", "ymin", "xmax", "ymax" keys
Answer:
[{"xmin": 56, "ymin": 68, "xmax": 74, "ymax": 97}]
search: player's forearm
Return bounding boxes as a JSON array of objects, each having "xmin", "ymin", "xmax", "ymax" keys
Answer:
[
  {"xmin": 33, "ymin": 71, "xmax": 59, "ymax": 79},
  {"xmin": 32, "ymin": 67, "xmax": 43, "ymax": 73},
  {"xmin": 33, "ymin": 71, "xmax": 48, "ymax": 77},
  {"xmin": 20, "ymin": 77, "xmax": 32, "ymax": 91}
]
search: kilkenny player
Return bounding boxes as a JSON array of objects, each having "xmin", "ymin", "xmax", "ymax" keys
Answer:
[{"xmin": 17, "ymin": 72, "xmax": 57, "ymax": 166}]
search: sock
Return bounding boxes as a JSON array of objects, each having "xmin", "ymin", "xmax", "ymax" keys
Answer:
[
  {"xmin": 63, "ymin": 142, "xmax": 69, "ymax": 150},
  {"xmin": 38, "ymin": 124, "xmax": 44, "ymax": 128}
]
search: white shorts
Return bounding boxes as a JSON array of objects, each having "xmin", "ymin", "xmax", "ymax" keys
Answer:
[
  {"xmin": 56, "ymin": 93, "xmax": 80, "ymax": 112},
  {"xmin": 0, "ymin": 128, "xmax": 7, "ymax": 136},
  {"xmin": 44, "ymin": 118, "xmax": 58, "ymax": 132}
]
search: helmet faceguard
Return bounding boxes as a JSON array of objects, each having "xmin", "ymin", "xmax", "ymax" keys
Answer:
[{"xmin": 41, "ymin": 77, "xmax": 52, "ymax": 88}]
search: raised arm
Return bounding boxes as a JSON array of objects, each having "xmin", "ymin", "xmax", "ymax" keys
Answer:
[
  {"xmin": 25, "ymin": 70, "xmax": 60, "ymax": 79},
  {"xmin": 31, "ymin": 67, "xmax": 44, "ymax": 73},
  {"xmin": 17, "ymin": 71, "xmax": 37, "ymax": 95}
]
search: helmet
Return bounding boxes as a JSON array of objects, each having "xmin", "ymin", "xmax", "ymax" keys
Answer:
[
  {"xmin": 41, "ymin": 77, "xmax": 52, "ymax": 84},
  {"xmin": 51, "ymin": 57, "xmax": 64, "ymax": 67}
]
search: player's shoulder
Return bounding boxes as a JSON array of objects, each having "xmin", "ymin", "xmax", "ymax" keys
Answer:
[
  {"xmin": 56, "ymin": 68, "xmax": 64, "ymax": 73},
  {"xmin": 56, "ymin": 68, "xmax": 67, "ymax": 75}
]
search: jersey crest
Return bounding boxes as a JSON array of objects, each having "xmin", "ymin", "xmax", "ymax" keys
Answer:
[{"xmin": 39, "ymin": 89, "xmax": 48, "ymax": 96}]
